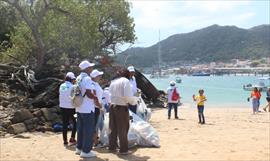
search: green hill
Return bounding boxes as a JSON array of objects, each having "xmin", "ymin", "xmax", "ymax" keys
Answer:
[{"xmin": 117, "ymin": 24, "xmax": 270, "ymax": 68}]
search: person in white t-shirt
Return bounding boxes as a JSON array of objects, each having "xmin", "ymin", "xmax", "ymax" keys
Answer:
[
  {"xmin": 108, "ymin": 69, "xmax": 137, "ymax": 155},
  {"xmin": 75, "ymin": 60, "xmax": 98, "ymax": 158},
  {"xmin": 127, "ymin": 66, "xmax": 138, "ymax": 114},
  {"xmin": 59, "ymin": 72, "xmax": 76, "ymax": 146},
  {"xmin": 90, "ymin": 69, "xmax": 104, "ymax": 146},
  {"xmin": 167, "ymin": 81, "xmax": 180, "ymax": 119}
]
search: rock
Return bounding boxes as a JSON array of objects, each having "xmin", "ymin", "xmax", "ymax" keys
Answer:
[
  {"xmin": 33, "ymin": 110, "xmax": 42, "ymax": 117},
  {"xmin": 0, "ymin": 120, "xmax": 12, "ymax": 129},
  {"xmin": 1, "ymin": 101, "xmax": 9, "ymax": 107},
  {"xmin": 24, "ymin": 117, "xmax": 39, "ymax": 130},
  {"xmin": 39, "ymin": 116, "xmax": 46, "ymax": 123},
  {"xmin": 41, "ymin": 108, "xmax": 58, "ymax": 121},
  {"xmin": 36, "ymin": 126, "xmax": 46, "ymax": 133},
  {"xmin": 7, "ymin": 123, "xmax": 27, "ymax": 134},
  {"xmin": 0, "ymin": 125, "xmax": 6, "ymax": 132},
  {"xmin": 11, "ymin": 109, "xmax": 34, "ymax": 124},
  {"xmin": 48, "ymin": 107, "xmax": 58, "ymax": 113}
]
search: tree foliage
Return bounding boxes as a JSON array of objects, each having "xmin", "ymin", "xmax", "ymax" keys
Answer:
[{"xmin": 0, "ymin": 0, "xmax": 135, "ymax": 71}]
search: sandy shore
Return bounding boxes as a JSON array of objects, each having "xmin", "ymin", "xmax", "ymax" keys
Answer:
[{"xmin": 1, "ymin": 106, "xmax": 269, "ymax": 161}]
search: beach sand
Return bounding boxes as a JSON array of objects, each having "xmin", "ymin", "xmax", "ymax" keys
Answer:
[{"xmin": 1, "ymin": 107, "xmax": 269, "ymax": 161}]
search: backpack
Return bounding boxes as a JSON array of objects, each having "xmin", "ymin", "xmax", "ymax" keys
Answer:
[
  {"xmin": 70, "ymin": 76, "xmax": 86, "ymax": 108},
  {"xmin": 171, "ymin": 88, "xmax": 179, "ymax": 101}
]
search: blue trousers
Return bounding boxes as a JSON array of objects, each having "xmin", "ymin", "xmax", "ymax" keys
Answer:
[
  {"xmin": 197, "ymin": 105, "xmax": 205, "ymax": 123},
  {"xmin": 76, "ymin": 112, "xmax": 95, "ymax": 153},
  {"xmin": 168, "ymin": 103, "xmax": 178, "ymax": 118}
]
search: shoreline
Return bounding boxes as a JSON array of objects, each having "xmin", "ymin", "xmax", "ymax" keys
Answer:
[{"xmin": 1, "ymin": 107, "xmax": 269, "ymax": 161}]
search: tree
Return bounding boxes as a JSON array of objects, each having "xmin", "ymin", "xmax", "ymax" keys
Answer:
[{"xmin": 1, "ymin": 0, "xmax": 135, "ymax": 71}]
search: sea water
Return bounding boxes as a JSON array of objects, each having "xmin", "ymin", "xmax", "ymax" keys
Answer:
[{"xmin": 146, "ymin": 75, "xmax": 268, "ymax": 108}]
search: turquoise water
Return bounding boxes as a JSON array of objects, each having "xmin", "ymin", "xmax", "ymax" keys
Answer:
[{"xmin": 146, "ymin": 75, "xmax": 268, "ymax": 107}]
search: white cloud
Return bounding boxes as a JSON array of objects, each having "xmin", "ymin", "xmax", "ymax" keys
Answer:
[
  {"xmin": 184, "ymin": 0, "xmax": 251, "ymax": 12},
  {"xmin": 130, "ymin": 0, "xmax": 254, "ymax": 30},
  {"xmin": 125, "ymin": 0, "xmax": 266, "ymax": 48}
]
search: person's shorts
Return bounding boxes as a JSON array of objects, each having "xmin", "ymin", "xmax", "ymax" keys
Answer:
[{"xmin": 266, "ymin": 97, "xmax": 270, "ymax": 102}]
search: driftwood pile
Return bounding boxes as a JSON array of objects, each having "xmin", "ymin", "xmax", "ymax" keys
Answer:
[
  {"xmin": 0, "ymin": 63, "xmax": 166, "ymax": 136},
  {"xmin": 0, "ymin": 63, "xmax": 63, "ymax": 136}
]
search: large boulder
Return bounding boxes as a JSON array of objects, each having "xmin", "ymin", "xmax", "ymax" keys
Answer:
[
  {"xmin": 11, "ymin": 109, "xmax": 34, "ymax": 124},
  {"xmin": 24, "ymin": 117, "xmax": 39, "ymax": 131},
  {"xmin": 7, "ymin": 123, "xmax": 27, "ymax": 134},
  {"xmin": 41, "ymin": 108, "xmax": 59, "ymax": 121}
]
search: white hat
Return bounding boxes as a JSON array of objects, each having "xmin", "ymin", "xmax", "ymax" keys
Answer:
[
  {"xmin": 170, "ymin": 81, "xmax": 176, "ymax": 86},
  {"xmin": 79, "ymin": 60, "xmax": 95, "ymax": 70},
  {"xmin": 66, "ymin": 72, "xmax": 76, "ymax": 79},
  {"xmin": 90, "ymin": 69, "xmax": 104, "ymax": 78},
  {"xmin": 127, "ymin": 66, "xmax": 135, "ymax": 72}
]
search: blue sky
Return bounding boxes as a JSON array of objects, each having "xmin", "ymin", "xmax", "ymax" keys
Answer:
[{"xmin": 120, "ymin": 0, "xmax": 269, "ymax": 51}]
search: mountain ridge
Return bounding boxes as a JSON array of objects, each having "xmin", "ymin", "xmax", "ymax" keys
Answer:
[{"xmin": 117, "ymin": 24, "xmax": 270, "ymax": 68}]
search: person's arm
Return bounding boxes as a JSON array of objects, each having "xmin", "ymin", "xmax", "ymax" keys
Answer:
[
  {"xmin": 192, "ymin": 95, "xmax": 196, "ymax": 101},
  {"xmin": 84, "ymin": 78, "xmax": 99, "ymax": 107},
  {"xmin": 123, "ymin": 79, "xmax": 137, "ymax": 105}
]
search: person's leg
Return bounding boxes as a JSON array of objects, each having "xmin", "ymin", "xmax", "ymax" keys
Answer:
[
  {"xmin": 116, "ymin": 106, "xmax": 130, "ymax": 153},
  {"xmin": 70, "ymin": 109, "xmax": 76, "ymax": 142},
  {"xmin": 109, "ymin": 106, "xmax": 118, "ymax": 150},
  {"xmin": 168, "ymin": 103, "xmax": 172, "ymax": 119},
  {"xmin": 200, "ymin": 106, "xmax": 205, "ymax": 124},
  {"xmin": 93, "ymin": 108, "xmax": 100, "ymax": 146},
  {"xmin": 252, "ymin": 99, "xmax": 257, "ymax": 114},
  {"xmin": 128, "ymin": 104, "xmax": 137, "ymax": 114},
  {"xmin": 257, "ymin": 99, "xmax": 260, "ymax": 112},
  {"xmin": 61, "ymin": 108, "xmax": 68, "ymax": 145},
  {"xmin": 173, "ymin": 103, "xmax": 178, "ymax": 119},
  {"xmin": 81, "ymin": 112, "xmax": 95, "ymax": 153},
  {"xmin": 76, "ymin": 113, "xmax": 83, "ymax": 150},
  {"xmin": 197, "ymin": 106, "xmax": 202, "ymax": 123}
]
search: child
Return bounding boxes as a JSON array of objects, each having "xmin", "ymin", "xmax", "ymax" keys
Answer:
[{"xmin": 193, "ymin": 89, "xmax": 207, "ymax": 124}]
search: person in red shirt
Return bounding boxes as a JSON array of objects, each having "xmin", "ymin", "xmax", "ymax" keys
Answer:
[{"xmin": 249, "ymin": 87, "xmax": 261, "ymax": 114}]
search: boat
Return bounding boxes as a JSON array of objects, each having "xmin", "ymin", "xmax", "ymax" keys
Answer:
[
  {"xmin": 175, "ymin": 77, "xmax": 181, "ymax": 83},
  {"xmin": 191, "ymin": 71, "xmax": 211, "ymax": 76},
  {"xmin": 150, "ymin": 70, "xmax": 169, "ymax": 79},
  {"xmin": 149, "ymin": 30, "xmax": 169, "ymax": 79},
  {"xmin": 243, "ymin": 77, "xmax": 270, "ymax": 92}
]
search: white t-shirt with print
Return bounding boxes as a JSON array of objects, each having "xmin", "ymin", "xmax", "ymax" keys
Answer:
[
  {"xmin": 92, "ymin": 81, "xmax": 103, "ymax": 104},
  {"xmin": 59, "ymin": 81, "xmax": 74, "ymax": 109},
  {"xmin": 76, "ymin": 72, "xmax": 95, "ymax": 113}
]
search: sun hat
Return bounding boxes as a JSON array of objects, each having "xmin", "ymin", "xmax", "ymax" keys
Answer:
[
  {"xmin": 127, "ymin": 66, "xmax": 135, "ymax": 72},
  {"xmin": 90, "ymin": 69, "xmax": 104, "ymax": 78},
  {"xmin": 79, "ymin": 60, "xmax": 95, "ymax": 70},
  {"xmin": 170, "ymin": 81, "xmax": 176, "ymax": 86},
  {"xmin": 66, "ymin": 72, "xmax": 76, "ymax": 79}
]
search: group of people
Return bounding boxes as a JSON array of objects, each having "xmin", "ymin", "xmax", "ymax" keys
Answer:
[
  {"xmin": 249, "ymin": 87, "xmax": 270, "ymax": 114},
  {"xmin": 166, "ymin": 81, "xmax": 207, "ymax": 124},
  {"xmin": 59, "ymin": 60, "xmax": 138, "ymax": 158}
]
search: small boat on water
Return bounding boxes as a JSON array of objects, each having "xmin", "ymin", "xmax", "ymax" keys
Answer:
[
  {"xmin": 191, "ymin": 71, "xmax": 211, "ymax": 76},
  {"xmin": 175, "ymin": 77, "xmax": 181, "ymax": 83},
  {"xmin": 243, "ymin": 77, "xmax": 270, "ymax": 92}
]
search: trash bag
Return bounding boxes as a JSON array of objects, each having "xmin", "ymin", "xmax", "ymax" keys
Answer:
[
  {"xmin": 99, "ymin": 110, "xmax": 160, "ymax": 148},
  {"xmin": 130, "ymin": 111, "xmax": 160, "ymax": 147},
  {"xmin": 136, "ymin": 97, "xmax": 152, "ymax": 122},
  {"xmin": 52, "ymin": 123, "xmax": 63, "ymax": 132},
  {"xmin": 99, "ymin": 113, "xmax": 110, "ymax": 146}
]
